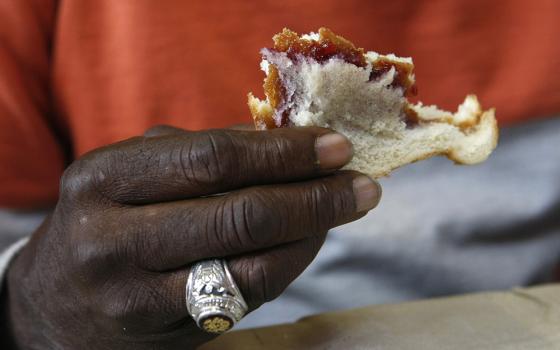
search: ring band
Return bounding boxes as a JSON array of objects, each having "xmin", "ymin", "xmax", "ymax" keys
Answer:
[{"xmin": 186, "ymin": 259, "xmax": 248, "ymax": 333}]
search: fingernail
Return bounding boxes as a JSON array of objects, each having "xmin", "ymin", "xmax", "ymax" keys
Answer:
[
  {"xmin": 353, "ymin": 176, "xmax": 381, "ymax": 212},
  {"xmin": 315, "ymin": 133, "xmax": 353, "ymax": 169}
]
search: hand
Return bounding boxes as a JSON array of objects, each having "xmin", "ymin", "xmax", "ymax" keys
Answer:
[{"xmin": 3, "ymin": 126, "xmax": 381, "ymax": 349}]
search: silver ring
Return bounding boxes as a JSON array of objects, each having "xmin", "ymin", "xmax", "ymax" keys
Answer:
[{"xmin": 186, "ymin": 259, "xmax": 248, "ymax": 333}]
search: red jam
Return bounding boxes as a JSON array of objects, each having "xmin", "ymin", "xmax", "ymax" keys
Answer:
[
  {"xmin": 273, "ymin": 28, "xmax": 367, "ymax": 68},
  {"xmin": 369, "ymin": 58, "xmax": 417, "ymax": 97}
]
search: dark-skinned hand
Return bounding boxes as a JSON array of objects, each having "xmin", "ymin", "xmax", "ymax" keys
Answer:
[{"xmin": 2, "ymin": 125, "xmax": 381, "ymax": 349}]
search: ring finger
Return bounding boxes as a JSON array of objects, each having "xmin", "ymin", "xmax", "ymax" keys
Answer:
[{"xmin": 131, "ymin": 234, "xmax": 326, "ymax": 331}]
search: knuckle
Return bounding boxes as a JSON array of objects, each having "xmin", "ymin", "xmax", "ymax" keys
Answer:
[
  {"xmin": 180, "ymin": 131, "xmax": 238, "ymax": 186},
  {"xmin": 235, "ymin": 259, "xmax": 282, "ymax": 305},
  {"xmin": 308, "ymin": 182, "xmax": 333, "ymax": 230},
  {"xmin": 59, "ymin": 150, "xmax": 114, "ymax": 204},
  {"xmin": 96, "ymin": 276, "xmax": 171, "ymax": 330},
  {"xmin": 68, "ymin": 216, "xmax": 121, "ymax": 278},
  {"xmin": 59, "ymin": 160, "xmax": 95, "ymax": 201},
  {"xmin": 305, "ymin": 176, "xmax": 354, "ymax": 229},
  {"xmin": 98, "ymin": 287, "xmax": 138, "ymax": 325},
  {"xmin": 70, "ymin": 236, "xmax": 114, "ymax": 274},
  {"xmin": 221, "ymin": 190, "xmax": 280, "ymax": 249},
  {"xmin": 261, "ymin": 137, "xmax": 292, "ymax": 175},
  {"xmin": 266, "ymin": 128, "xmax": 318, "ymax": 170}
]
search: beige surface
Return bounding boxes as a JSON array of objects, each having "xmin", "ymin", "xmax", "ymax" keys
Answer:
[{"xmin": 201, "ymin": 284, "xmax": 560, "ymax": 350}]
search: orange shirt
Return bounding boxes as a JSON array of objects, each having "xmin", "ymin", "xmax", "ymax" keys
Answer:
[{"xmin": 1, "ymin": 0, "xmax": 559, "ymax": 208}]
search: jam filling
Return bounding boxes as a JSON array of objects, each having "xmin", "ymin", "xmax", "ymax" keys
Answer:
[
  {"xmin": 262, "ymin": 28, "xmax": 418, "ymax": 127},
  {"xmin": 272, "ymin": 28, "xmax": 367, "ymax": 68},
  {"xmin": 403, "ymin": 104, "xmax": 420, "ymax": 127},
  {"xmin": 368, "ymin": 58, "xmax": 418, "ymax": 97}
]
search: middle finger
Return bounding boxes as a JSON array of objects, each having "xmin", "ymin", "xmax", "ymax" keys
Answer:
[{"xmin": 116, "ymin": 171, "xmax": 380, "ymax": 271}]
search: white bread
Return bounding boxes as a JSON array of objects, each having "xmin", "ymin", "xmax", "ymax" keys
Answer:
[{"xmin": 248, "ymin": 28, "xmax": 498, "ymax": 177}]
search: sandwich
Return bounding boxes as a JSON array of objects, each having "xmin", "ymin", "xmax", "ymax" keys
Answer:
[{"xmin": 248, "ymin": 28, "xmax": 498, "ymax": 177}]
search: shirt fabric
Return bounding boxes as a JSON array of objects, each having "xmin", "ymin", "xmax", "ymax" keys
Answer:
[{"xmin": 1, "ymin": 0, "xmax": 560, "ymax": 208}]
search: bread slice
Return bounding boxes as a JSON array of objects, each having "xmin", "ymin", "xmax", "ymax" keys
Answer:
[{"xmin": 248, "ymin": 28, "xmax": 498, "ymax": 177}]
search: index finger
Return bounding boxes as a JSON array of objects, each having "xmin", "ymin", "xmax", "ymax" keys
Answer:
[{"xmin": 87, "ymin": 127, "xmax": 353, "ymax": 204}]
